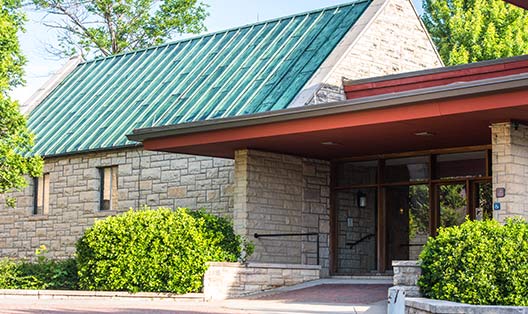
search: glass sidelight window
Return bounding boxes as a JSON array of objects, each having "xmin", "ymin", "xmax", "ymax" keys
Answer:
[{"xmin": 437, "ymin": 183, "xmax": 468, "ymax": 228}]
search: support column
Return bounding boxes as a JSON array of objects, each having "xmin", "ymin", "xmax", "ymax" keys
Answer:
[
  {"xmin": 233, "ymin": 149, "xmax": 331, "ymax": 276},
  {"xmin": 491, "ymin": 122, "xmax": 528, "ymax": 222}
]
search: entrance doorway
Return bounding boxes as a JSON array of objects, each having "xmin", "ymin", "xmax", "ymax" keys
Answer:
[
  {"xmin": 332, "ymin": 146, "xmax": 492, "ymax": 275},
  {"xmin": 385, "ymin": 185, "xmax": 430, "ymax": 269}
]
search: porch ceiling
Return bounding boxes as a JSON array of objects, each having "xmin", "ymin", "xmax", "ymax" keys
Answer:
[{"xmin": 130, "ymin": 75, "xmax": 528, "ymax": 160}]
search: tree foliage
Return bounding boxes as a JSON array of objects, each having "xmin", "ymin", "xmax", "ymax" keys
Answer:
[
  {"xmin": 422, "ymin": 0, "xmax": 528, "ymax": 65},
  {"xmin": 32, "ymin": 0, "xmax": 208, "ymax": 58},
  {"xmin": 0, "ymin": 0, "xmax": 43, "ymax": 203}
]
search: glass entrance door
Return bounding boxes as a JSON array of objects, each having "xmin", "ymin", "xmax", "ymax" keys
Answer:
[{"xmin": 385, "ymin": 185, "xmax": 430, "ymax": 269}]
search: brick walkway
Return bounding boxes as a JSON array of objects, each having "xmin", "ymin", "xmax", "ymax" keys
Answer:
[
  {"xmin": 0, "ymin": 284, "xmax": 389, "ymax": 314},
  {"xmin": 252, "ymin": 284, "xmax": 391, "ymax": 304}
]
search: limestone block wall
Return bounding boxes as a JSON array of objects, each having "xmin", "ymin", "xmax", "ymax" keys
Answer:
[
  {"xmin": 491, "ymin": 122, "xmax": 528, "ymax": 222},
  {"xmin": 204, "ymin": 262, "xmax": 321, "ymax": 300},
  {"xmin": 328, "ymin": 0, "xmax": 442, "ymax": 85},
  {"xmin": 334, "ymin": 189, "xmax": 377, "ymax": 274},
  {"xmin": 0, "ymin": 147, "xmax": 234, "ymax": 259},
  {"xmin": 234, "ymin": 149, "xmax": 331, "ymax": 276}
]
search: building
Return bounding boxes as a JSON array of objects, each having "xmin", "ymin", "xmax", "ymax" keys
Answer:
[
  {"xmin": 0, "ymin": 0, "xmax": 443, "ymax": 278},
  {"xmin": 130, "ymin": 55, "xmax": 528, "ymax": 275}
]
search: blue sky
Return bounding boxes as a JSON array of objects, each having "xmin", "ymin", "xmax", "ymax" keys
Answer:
[{"xmin": 12, "ymin": 0, "xmax": 423, "ymax": 103}]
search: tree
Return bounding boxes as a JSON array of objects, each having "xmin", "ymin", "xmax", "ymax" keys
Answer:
[
  {"xmin": 0, "ymin": 0, "xmax": 43, "ymax": 205},
  {"xmin": 32, "ymin": 0, "xmax": 208, "ymax": 58},
  {"xmin": 422, "ymin": 0, "xmax": 528, "ymax": 65}
]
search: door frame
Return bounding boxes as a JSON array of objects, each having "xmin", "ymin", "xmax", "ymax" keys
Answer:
[{"xmin": 330, "ymin": 145, "xmax": 492, "ymax": 275}]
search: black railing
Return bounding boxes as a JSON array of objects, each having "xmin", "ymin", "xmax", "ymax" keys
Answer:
[
  {"xmin": 254, "ymin": 232, "xmax": 320, "ymax": 265},
  {"xmin": 346, "ymin": 233, "xmax": 375, "ymax": 249}
]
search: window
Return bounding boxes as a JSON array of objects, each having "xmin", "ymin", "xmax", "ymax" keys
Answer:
[
  {"xmin": 435, "ymin": 151, "xmax": 487, "ymax": 179},
  {"xmin": 33, "ymin": 173, "xmax": 50, "ymax": 215},
  {"xmin": 335, "ymin": 160, "xmax": 378, "ymax": 186},
  {"xmin": 384, "ymin": 156, "xmax": 429, "ymax": 183},
  {"xmin": 99, "ymin": 166, "xmax": 118, "ymax": 211}
]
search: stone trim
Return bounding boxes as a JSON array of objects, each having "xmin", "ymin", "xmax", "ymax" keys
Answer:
[
  {"xmin": 406, "ymin": 298, "xmax": 528, "ymax": 314},
  {"xmin": 393, "ymin": 260, "xmax": 421, "ymax": 297},
  {"xmin": 203, "ymin": 262, "xmax": 321, "ymax": 300}
]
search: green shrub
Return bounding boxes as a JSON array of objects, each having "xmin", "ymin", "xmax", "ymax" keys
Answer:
[
  {"xmin": 419, "ymin": 218, "xmax": 528, "ymax": 306},
  {"xmin": 0, "ymin": 250, "xmax": 78, "ymax": 290},
  {"xmin": 18, "ymin": 258, "xmax": 78, "ymax": 290},
  {"xmin": 76, "ymin": 207, "xmax": 249, "ymax": 293}
]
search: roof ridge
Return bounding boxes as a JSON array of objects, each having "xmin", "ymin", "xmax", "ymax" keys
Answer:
[{"xmin": 79, "ymin": 0, "xmax": 371, "ymax": 66}]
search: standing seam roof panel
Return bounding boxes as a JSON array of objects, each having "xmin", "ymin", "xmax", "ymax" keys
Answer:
[{"xmin": 27, "ymin": 0, "xmax": 372, "ymax": 157}]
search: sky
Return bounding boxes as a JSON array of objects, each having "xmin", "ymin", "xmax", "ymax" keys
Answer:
[{"xmin": 12, "ymin": 0, "xmax": 423, "ymax": 103}]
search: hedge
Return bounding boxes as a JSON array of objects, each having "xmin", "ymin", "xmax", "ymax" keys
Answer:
[
  {"xmin": 76, "ymin": 207, "xmax": 250, "ymax": 293},
  {"xmin": 419, "ymin": 218, "xmax": 528, "ymax": 306},
  {"xmin": 0, "ymin": 246, "xmax": 78, "ymax": 290}
]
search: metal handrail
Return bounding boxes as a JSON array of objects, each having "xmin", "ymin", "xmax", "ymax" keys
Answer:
[
  {"xmin": 346, "ymin": 233, "xmax": 375, "ymax": 249},
  {"xmin": 254, "ymin": 232, "xmax": 320, "ymax": 265}
]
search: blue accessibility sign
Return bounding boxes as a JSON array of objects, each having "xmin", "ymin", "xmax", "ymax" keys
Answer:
[{"xmin": 493, "ymin": 202, "xmax": 501, "ymax": 211}]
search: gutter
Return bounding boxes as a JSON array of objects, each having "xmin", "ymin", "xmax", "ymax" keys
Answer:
[{"xmin": 127, "ymin": 72, "xmax": 528, "ymax": 142}]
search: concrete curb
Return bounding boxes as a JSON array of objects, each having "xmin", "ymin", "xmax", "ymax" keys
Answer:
[{"xmin": 0, "ymin": 289, "xmax": 205, "ymax": 301}]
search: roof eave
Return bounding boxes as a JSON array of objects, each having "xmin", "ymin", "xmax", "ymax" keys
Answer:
[{"xmin": 127, "ymin": 72, "xmax": 528, "ymax": 143}]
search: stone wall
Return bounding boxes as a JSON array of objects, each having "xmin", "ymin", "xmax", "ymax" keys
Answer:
[
  {"xmin": 324, "ymin": 0, "xmax": 441, "ymax": 89},
  {"xmin": 334, "ymin": 189, "xmax": 376, "ymax": 274},
  {"xmin": 234, "ymin": 149, "xmax": 331, "ymax": 276},
  {"xmin": 491, "ymin": 122, "xmax": 528, "ymax": 222},
  {"xmin": 204, "ymin": 262, "xmax": 321, "ymax": 300},
  {"xmin": 0, "ymin": 147, "xmax": 234, "ymax": 259}
]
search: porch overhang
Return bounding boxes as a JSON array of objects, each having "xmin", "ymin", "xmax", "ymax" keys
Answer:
[
  {"xmin": 127, "ymin": 73, "xmax": 528, "ymax": 160},
  {"xmin": 504, "ymin": 0, "xmax": 528, "ymax": 9}
]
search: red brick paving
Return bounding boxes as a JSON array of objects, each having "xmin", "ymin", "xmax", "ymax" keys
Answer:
[{"xmin": 251, "ymin": 284, "xmax": 391, "ymax": 304}]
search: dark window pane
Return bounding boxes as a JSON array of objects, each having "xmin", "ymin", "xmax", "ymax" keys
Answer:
[
  {"xmin": 475, "ymin": 182, "xmax": 493, "ymax": 221},
  {"xmin": 384, "ymin": 156, "xmax": 429, "ymax": 183},
  {"xmin": 435, "ymin": 151, "xmax": 486, "ymax": 179},
  {"xmin": 439, "ymin": 183, "xmax": 467, "ymax": 228},
  {"xmin": 335, "ymin": 160, "xmax": 378, "ymax": 187}
]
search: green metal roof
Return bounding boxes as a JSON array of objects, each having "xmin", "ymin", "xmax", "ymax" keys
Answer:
[{"xmin": 28, "ymin": 0, "xmax": 371, "ymax": 157}]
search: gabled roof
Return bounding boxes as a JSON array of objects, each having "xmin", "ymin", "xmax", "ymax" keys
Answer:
[{"xmin": 28, "ymin": 0, "xmax": 371, "ymax": 157}]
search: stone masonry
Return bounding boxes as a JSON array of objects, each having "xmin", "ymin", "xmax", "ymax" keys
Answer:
[
  {"xmin": 293, "ymin": 0, "xmax": 442, "ymax": 107},
  {"xmin": 203, "ymin": 262, "xmax": 320, "ymax": 300},
  {"xmin": 491, "ymin": 122, "xmax": 528, "ymax": 222},
  {"xmin": 326, "ymin": 0, "xmax": 441, "ymax": 86},
  {"xmin": 0, "ymin": 147, "xmax": 234, "ymax": 259},
  {"xmin": 234, "ymin": 150, "xmax": 331, "ymax": 276}
]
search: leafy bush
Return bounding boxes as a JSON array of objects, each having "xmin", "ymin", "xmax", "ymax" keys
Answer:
[
  {"xmin": 0, "ymin": 247, "xmax": 78, "ymax": 290},
  {"xmin": 76, "ymin": 207, "xmax": 249, "ymax": 293},
  {"xmin": 419, "ymin": 218, "xmax": 528, "ymax": 306}
]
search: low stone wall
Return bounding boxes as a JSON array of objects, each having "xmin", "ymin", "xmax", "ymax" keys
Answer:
[
  {"xmin": 203, "ymin": 262, "xmax": 321, "ymax": 300},
  {"xmin": 406, "ymin": 298, "xmax": 528, "ymax": 314},
  {"xmin": 393, "ymin": 260, "xmax": 421, "ymax": 297}
]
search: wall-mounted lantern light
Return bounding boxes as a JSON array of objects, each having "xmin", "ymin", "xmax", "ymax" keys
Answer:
[{"xmin": 357, "ymin": 190, "xmax": 367, "ymax": 208}]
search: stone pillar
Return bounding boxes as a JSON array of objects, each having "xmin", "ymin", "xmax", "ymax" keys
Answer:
[
  {"xmin": 233, "ymin": 149, "xmax": 331, "ymax": 276},
  {"xmin": 491, "ymin": 122, "xmax": 528, "ymax": 222}
]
